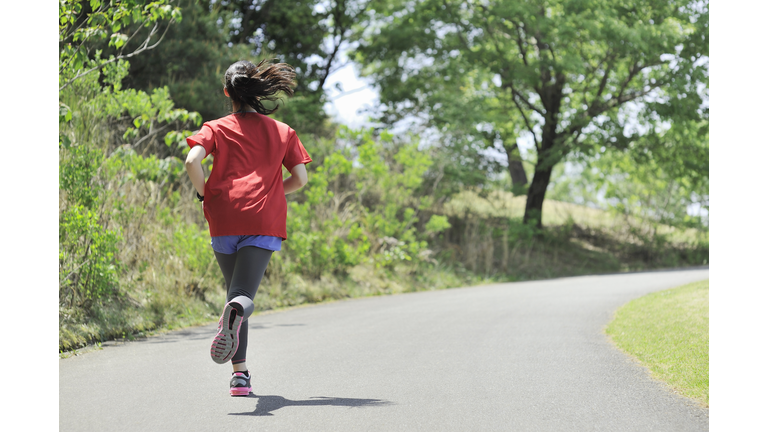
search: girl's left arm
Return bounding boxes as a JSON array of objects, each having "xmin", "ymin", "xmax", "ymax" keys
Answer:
[
  {"xmin": 185, "ymin": 145, "xmax": 207, "ymax": 197},
  {"xmin": 283, "ymin": 164, "xmax": 308, "ymax": 194}
]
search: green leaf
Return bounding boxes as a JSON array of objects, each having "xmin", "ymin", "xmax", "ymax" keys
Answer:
[
  {"xmin": 59, "ymin": 105, "xmax": 72, "ymax": 123},
  {"xmin": 110, "ymin": 33, "xmax": 128, "ymax": 49}
]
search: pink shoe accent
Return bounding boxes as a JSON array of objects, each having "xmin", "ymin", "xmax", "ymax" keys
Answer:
[
  {"xmin": 230, "ymin": 386, "xmax": 251, "ymax": 396},
  {"xmin": 230, "ymin": 371, "xmax": 252, "ymax": 397}
]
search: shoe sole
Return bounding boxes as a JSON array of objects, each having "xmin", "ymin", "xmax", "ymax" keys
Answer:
[
  {"xmin": 230, "ymin": 386, "xmax": 251, "ymax": 397},
  {"xmin": 211, "ymin": 302, "xmax": 244, "ymax": 364}
]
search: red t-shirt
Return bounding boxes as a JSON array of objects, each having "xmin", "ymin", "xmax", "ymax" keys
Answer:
[{"xmin": 186, "ymin": 112, "xmax": 312, "ymax": 239}]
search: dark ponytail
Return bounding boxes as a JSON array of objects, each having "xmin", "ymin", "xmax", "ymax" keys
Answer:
[{"xmin": 224, "ymin": 59, "xmax": 296, "ymax": 115}]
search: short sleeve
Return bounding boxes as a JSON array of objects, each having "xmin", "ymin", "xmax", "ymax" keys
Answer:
[
  {"xmin": 185, "ymin": 123, "xmax": 216, "ymax": 157},
  {"xmin": 282, "ymin": 130, "xmax": 312, "ymax": 171}
]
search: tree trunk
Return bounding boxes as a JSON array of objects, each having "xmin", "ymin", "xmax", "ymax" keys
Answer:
[
  {"xmin": 504, "ymin": 144, "xmax": 528, "ymax": 195},
  {"xmin": 508, "ymin": 159, "xmax": 528, "ymax": 193},
  {"xmin": 523, "ymin": 73, "xmax": 566, "ymax": 229},
  {"xmin": 502, "ymin": 135, "xmax": 528, "ymax": 195},
  {"xmin": 523, "ymin": 117, "xmax": 561, "ymax": 229},
  {"xmin": 523, "ymin": 158, "xmax": 554, "ymax": 229}
]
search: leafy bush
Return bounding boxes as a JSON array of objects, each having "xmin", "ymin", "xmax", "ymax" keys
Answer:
[
  {"xmin": 59, "ymin": 205, "xmax": 122, "ymax": 309},
  {"xmin": 274, "ymin": 126, "xmax": 443, "ymax": 281}
]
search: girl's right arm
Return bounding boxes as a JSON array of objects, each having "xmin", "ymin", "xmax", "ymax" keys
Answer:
[
  {"xmin": 185, "ymin": 145, "xmax": 207, "ymax": 197},
  {"xmin": 284, "ymin": 164, "xmax": 308, "ymax": 194}
]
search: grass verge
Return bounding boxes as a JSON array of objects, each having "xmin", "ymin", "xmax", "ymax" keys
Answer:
[{"xmin": 605, "ymin": 279, "xmax": 709, "ymax": 407}]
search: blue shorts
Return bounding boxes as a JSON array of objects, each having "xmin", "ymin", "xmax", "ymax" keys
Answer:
[{"xmin": 211, "ymin": 235, "xmax": 282, "ymax": 254}]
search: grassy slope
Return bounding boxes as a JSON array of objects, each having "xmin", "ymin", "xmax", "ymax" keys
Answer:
[
  {"xmin": 441, "ymin": 190, "xmax": 708, "ymax": 278},
  {"xmin": 444, "ymin": 189, "xmax": 705, "ymax": 244},
  {"xmin": 605, "ymin": 280, "xmax": 709, "ymax": 407}
]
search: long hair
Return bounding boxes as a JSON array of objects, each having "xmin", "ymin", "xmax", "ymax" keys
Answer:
[{"xmin": 224, "ymin": 59, "xmax": 296, "ymax": 115}]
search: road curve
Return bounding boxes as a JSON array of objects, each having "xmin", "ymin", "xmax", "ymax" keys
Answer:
[{"xmin": 60, "ymin": 268, "xmax": 709, "ymax": 432}]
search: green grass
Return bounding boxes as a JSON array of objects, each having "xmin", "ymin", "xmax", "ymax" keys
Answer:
[{"xmin": 605, "ymin": 280, "xmax": 709, "ymax": 407}]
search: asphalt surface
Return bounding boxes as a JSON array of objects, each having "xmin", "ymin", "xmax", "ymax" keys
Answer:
[{"xmin": 59, "ymin": 268, "xmax": 709, "ymax": 431}]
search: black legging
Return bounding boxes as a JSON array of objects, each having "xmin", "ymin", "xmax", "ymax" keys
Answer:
[{"xmin": 214, "ymin": 246, "xmax": 272, "ymax": 364}]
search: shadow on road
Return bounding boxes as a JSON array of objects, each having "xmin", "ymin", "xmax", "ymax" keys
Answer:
[
  {"xmin": 229, "ymin": 395, "xmax": 393, "ymax": 416},
  {"xmin": 141, "ymin": 323, "xmax": 307, "ymax": 345}
]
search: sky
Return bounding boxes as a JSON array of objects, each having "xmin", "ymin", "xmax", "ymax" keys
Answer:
[{"xmin": 322, "ymin": 56, "xmax": 379, "ymax": 129}]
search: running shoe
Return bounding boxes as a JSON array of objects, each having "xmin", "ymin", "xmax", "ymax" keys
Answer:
[
  {"xmin": 210, "ymin": 301, "xmax": 245, "ymax": 364},
  {"xmin": 230, "ymin": 371, "xmax": 252, "ymax": 397}
]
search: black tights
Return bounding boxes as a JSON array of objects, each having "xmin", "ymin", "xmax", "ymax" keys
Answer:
[{"xmin": 214, "ymin": 246, "xmax": 273, "ymax": 364}]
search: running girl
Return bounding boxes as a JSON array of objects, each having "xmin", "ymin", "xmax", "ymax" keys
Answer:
[{"xmin": 184, "ymin": 59, "xmax": 311, "ymax": 397}]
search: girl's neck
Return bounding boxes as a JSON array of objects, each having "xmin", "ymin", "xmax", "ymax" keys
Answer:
[{"xmin": 232, "ymin": 102, "xmax": 257, "ymax": 113}]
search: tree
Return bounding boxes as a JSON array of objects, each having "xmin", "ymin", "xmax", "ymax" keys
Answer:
[
  {"xmin": 354, "ymin": 0, "xmax": 709, "ymax": 228},
  {"xmin": 208, "ymin": 0, "xmax": 369, "ymax": 132},
  {"xmin": 119, "ymin": 0, "xmax": 251, "ymax": 122},
  {"xmin": 217, "ymin": 0, "xmax": 364, "ymax": 91},
  {"xmin": 117, "ymin": 0, "xmax": 370, "ymax": 135}
]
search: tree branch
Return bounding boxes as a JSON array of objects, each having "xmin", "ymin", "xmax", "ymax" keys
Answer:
[
  {"xmin": 59, "ymin": 19, "xmax": 175, "ymax": 92},
  {"xmin": 531, "ymin": 32, "xmax": 555, "ymax": 106},
  {"xmin": 586, "ymin": 59, "xmax": 615, "ymax": 116},
  {"xmin": 326, "ymin": 60, "xmax": 352, "ymax": 77},
  {"xmin": 476, "ymin": 2, "xmax": 548, "ymax": 119},
  {"xmin": 576, "ymin": 49, "xmax": 613, "ymax": 103},
  {"xmin": 329, "ymin": 85, "xmax": 369, "ymax": 100},
  {"xmin": 318, "ymin": 34, "xmax": 343, "ymax": 91},
  {"xmin": 118, "ymin": 18, "xmax": 152, "ymax": 56},
  {"xmin": 565, "ymin": 79, "xmax": 668, "ymax": 139},
  {"xmin": 515, "ymin": 23, "xmax": 529, "ymax": 66},
  {"xmin": 507, "ymin": 85, "xmax": 544, "ymax": 117},
  {"xmin": 511, "ymin": 96, "xmax": 540, "ymax": 150},
  {"xmin": 449, "ymin": 1, "xmax": 475, "ymax": 52},
  {"xmin": 131, "ymin": 122, "xmax": 172, "ymax": 149}
]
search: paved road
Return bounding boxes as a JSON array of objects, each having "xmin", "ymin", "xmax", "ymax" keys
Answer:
[{"xmin": 60, "ymin": 269, "xmax": 709, "ymax": 431}]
